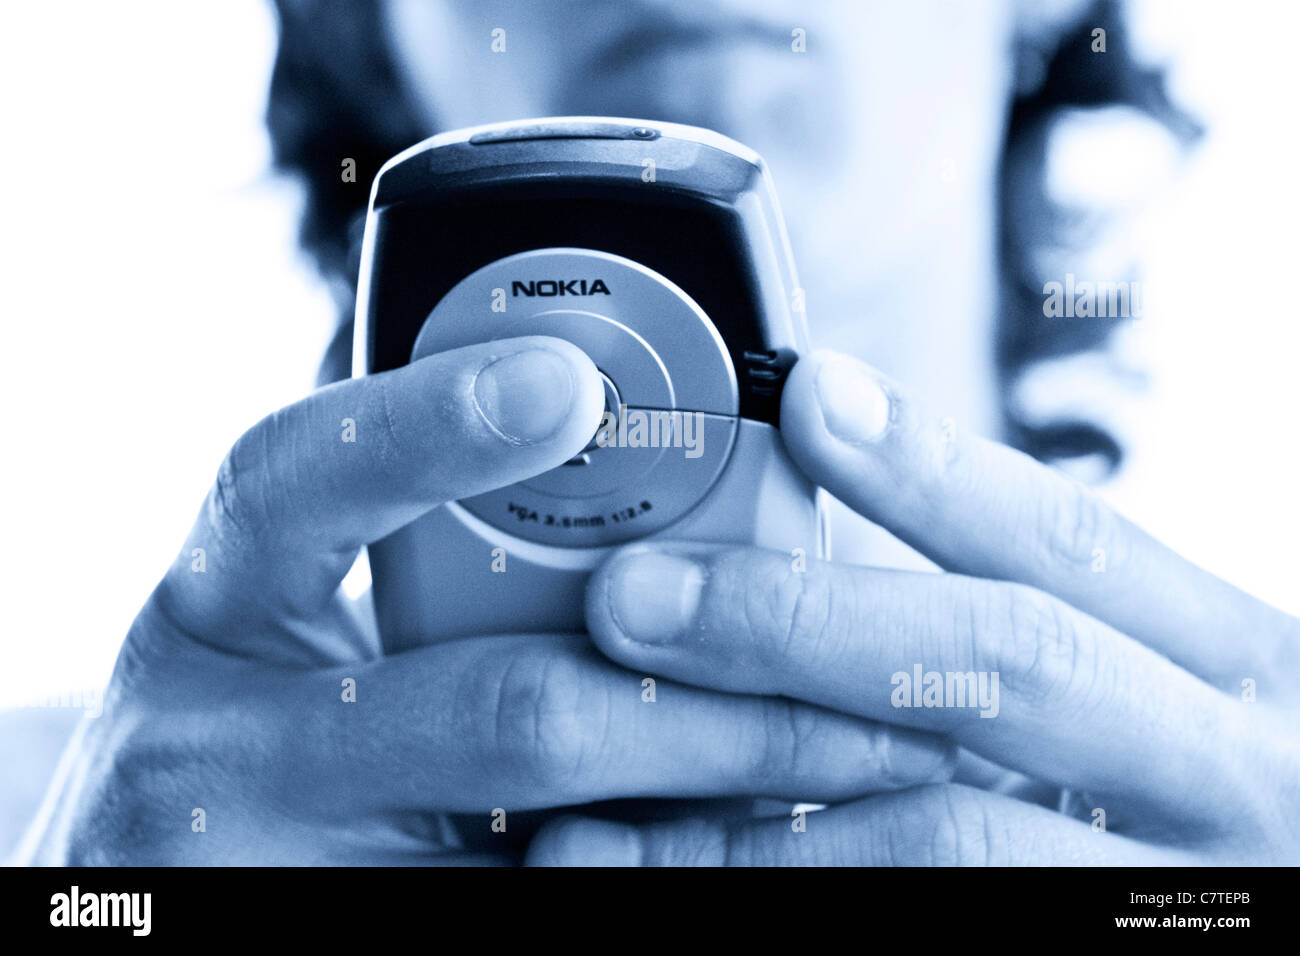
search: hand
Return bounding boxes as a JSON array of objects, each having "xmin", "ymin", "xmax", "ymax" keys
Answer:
[
  {"xmin": 528, "ymin": 350, "xmax": 1300, "ymax": 865},
  {"xmin": 19, "ymin": 339, "xmax": 954, "ymax": 865}
]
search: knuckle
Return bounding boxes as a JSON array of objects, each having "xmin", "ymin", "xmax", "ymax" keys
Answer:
[
  {"xmin": 43, "ymin": 670, "xmax": 293, "ymax": 865},
  {"xmin": 752, "ymin": 698, "xmax": 819, "ymax": 787},
  {"xmin": 643, "ymin": 819, "xmax": 732, "ymax": 866},
  {"xmin": 489, "ymin": 652, "xmax": 597, "ymax": 788},
  {"xmin": 864, "ymin": 723, "xmax": 913, "ymax": 785},
  {"xmin": 1040, "ymin": 478, "xmax": 1123, "ymax": 575},
  {"xmin": 901, "ymin": 786, "xmax": 1001, "ymax": 866},
  {"xmin": 61, "ymin": 719, "xmax": 189, "ymax": 864},
  {"xmin": 734, "ymin": 551, "xmax": 837, "ymax": 673},
  {"xmin": 374, "ymin": 373, "xmax": 416, "ymax": 465},
  {"xmin": 369, "ymin": 369, "xmax": 445, "ymax": 484},
  {"xmin": 209, "ymin": 426, "xmax": 275, "ymax": 546},
  {"xmin": 984, "ymin": 583, "xmax": 1083, "ymax": 711}
]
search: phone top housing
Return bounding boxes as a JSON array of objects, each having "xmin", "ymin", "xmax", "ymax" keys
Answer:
[{"xmin": 354, "ymin": 116, "xmax": 807, "ymax": 426}]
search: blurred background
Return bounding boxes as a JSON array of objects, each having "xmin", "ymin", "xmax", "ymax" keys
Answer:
[{"xmin": 1, "ymin": 0, "xmax": 1297, "ymax": 720}]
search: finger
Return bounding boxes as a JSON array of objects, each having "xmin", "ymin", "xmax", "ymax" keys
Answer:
[
  {"xmin": 158, "ymin": 336, "xmax": 605, "ymax": 646},
  {"xmin": 527, "ymin": 784, "xmax": 1190, "ymax": 865},
  {"xmin": 587, "ymin": 546, "xmax": 1259, "ymax": 824},
  {"xmin": 779, "ymin": 350, "xmax": 1300, "ymax": 689},
  {"xmin": 265, "ymin": 634, "xmax": 957, "ymax": 814}
]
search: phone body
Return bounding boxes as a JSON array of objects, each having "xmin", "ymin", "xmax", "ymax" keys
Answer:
[{"xmin": 354, "ymin": 117, "xmax": 826, "ymax": 649}]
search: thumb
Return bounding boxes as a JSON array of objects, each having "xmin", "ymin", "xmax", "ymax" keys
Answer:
[{"xmin": 159, "ymin": 335, "xmax": 604, "ymax": 645}]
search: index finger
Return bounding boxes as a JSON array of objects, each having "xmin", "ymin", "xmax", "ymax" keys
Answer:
[{"xmin": 779, "ymin": 350, "xmax": 1300, "ymax": 689}]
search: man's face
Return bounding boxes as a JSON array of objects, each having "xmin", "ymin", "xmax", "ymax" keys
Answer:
[{"xmin": 382, "ymin": 0, "xmax": 1081, "ymax": 564}]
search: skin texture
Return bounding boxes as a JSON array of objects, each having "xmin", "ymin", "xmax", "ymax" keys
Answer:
[
  {"xmin": 18, "ymin": 340, "xmax": 955, "ymax": 865},
  {"xmin": 18, "ymin": 1, "xmax": 1298, "ymax": 865},
  {"xmin": 22, "ymin": 344, "xmax": 1297, "ymax": 865},
  {"xmin": 384, "ymin": 0, "xmax": 1014, "ymax": 466},
  {"xmin": 529, "ymin": 352, "xmax": 1300, "ymax": 865}
]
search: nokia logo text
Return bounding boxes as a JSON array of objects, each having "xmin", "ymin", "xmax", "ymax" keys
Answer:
[{"xmin": 511, "ymin": 279, "xmax": 611, "ymax": 296}]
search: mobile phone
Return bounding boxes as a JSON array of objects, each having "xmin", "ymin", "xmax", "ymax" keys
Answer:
[{"xmin": 354, "ymin": 117, "xmax": 826, "ymax": 648}]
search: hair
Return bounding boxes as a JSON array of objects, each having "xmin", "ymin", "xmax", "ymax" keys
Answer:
[
  {"xmin": 997, "ymin": 0, "xmax": 1201, "ymax": 468},
  {"xmin": 267, "ymin": 0, "xmax": 1199, "ymax": 469},
  {"xmin": 266, "ymin": 0, "xmax": 424, "ymax": 306}
]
